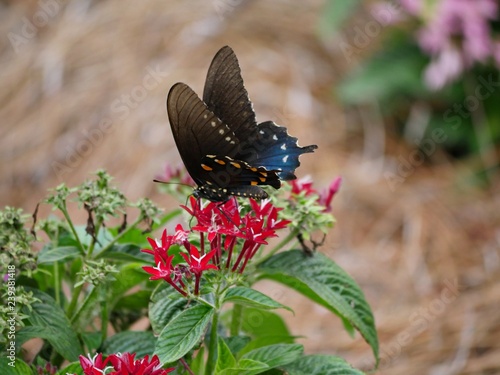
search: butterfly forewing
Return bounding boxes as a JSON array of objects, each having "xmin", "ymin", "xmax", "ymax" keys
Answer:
[
  {"xmin": 203, "ymin": 46, "xmax": 258, "ymax": 142},
  {"xmin": 167, "ymin": 83, "xmax": 239, "ymax": 185}
]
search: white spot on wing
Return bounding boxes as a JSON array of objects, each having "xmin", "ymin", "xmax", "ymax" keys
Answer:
[
  {"xmin": 225, "ymin": 136, "xmax": 231, "ymax": 141},
  {"xmin": 282, "ymin": 155, "xmax": 289, "ymax": 163},
  {"xmin": 211, "ymin": 121, "xmax": 216, "ymax": 127},
  {"xmin": 281, "ymin": 144, "xmax": 287, "ymax": 150},
  {"xmin": 273, "ymin": 134, "xmax": 278, "ymax": 140},
  {"xmin": 219, "ymin": 129, "xmax": 224, "ymax": 135}
]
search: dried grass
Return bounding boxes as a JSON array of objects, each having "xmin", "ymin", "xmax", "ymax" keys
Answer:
[{"xmin": 1, "ymin": 1, "xmax": 499, "ymax": 373}]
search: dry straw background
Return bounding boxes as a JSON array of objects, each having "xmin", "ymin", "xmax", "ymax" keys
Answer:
[{"xmin": 1, "ymin": 1, "xmax": 500, "ymax": 374}]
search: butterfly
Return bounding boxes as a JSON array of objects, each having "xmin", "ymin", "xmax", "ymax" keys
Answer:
[{"xmin": 167, "ymin": 46, "xmax": 317, "ymax": 202}]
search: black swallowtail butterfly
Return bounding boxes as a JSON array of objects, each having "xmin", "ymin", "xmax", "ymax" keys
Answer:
[{"xmin": 167, "ymin": 46, "xmax": 317, "ymax": 202}]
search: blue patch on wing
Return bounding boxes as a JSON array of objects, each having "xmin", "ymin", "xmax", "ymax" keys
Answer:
[{"xmin": 236, "ymin": 121, "xmax": 317, "ymax": 180}]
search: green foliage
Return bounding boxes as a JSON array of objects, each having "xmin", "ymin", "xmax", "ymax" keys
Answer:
[
  {"xmin": 334, "ymin": 5, "xmax": 500, "ymax": 168},
  {"xmin": 317, "ymin": 0, "xmax": 362, "ymax": 36},
  {"xmin": 258, "ymin": 251, "xmax": 379, "ymax": 364},
  {"xmin": 2, "ymin": 170, "xmax": 376, "ymax": 374}
]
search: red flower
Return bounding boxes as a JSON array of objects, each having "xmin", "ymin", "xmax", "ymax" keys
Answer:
[
  {"xmin": 248, "ymin": 199, "xmax": 290, "ymax": 231},
  {"xmin": 181, "ymin": 244, "xmax": 218, "ymax": 276},
  {"xmin": 79, "ymin": 353, "xmax": 107, "ymax": 375},
  {"xmin": 142, "ymin": 229, "xmax": 172, "ymax": 263},
  {"xmin": 142, "ymin": 254, "xmax": 174, "ymax": 281},
  {"xmin": 171, "ymin": 223, "xmax": 190, "ymax": 245},
  {"xmin": 180, "ymin": 244, "xmax": 218, "ymax": 294},
  {"xmin": 319, "ymin": 176, "xmax": 341, "ymax": 212},
  {"xmin": 142, "ymin": 230, "xmax": 187, "ymax": 296},
  {"xmin": 181, "ymin": 196, "xmax": 212, "ymax": 226},
  {"xmin": 291, "ymin": 176, "xmax": 316, "ymax": 196},
  {"xmin": 78, "ymin": 353, "xmax": 174, "ymax": 375}
]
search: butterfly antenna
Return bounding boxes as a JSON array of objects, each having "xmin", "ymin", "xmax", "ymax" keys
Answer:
[{"xmin": 153, "ymin": 179, "xmax": 193, "ymax": 188}]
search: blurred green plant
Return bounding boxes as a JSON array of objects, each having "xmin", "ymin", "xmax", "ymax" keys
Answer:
[{"xmin": 320, "ymin": 0, "xmax": 500, "ymax": 182}]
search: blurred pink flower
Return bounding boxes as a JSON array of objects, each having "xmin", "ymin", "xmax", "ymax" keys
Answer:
[{"xmin": 378, "ymin": 0, "xmax": 499, "ymax": 89}]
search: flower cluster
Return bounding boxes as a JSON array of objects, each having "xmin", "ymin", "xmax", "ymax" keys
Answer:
[
  {"xmin": 378, "ymin": 0, "xmax": 500, "ymax": 89},
  {"xmin": 270, "ymin": 176, "xmax": 341, "ymax": 244},
  {"xmin": 142, "ymin": 197, "xmax": 290, "ymax": 296},
  {"xmin": 291, "ymin": 176, "xmax": 342, "ymax": 213},
  {"xmin": 77, "ymin": 352, "xmax": 174, "ymax": 375}
]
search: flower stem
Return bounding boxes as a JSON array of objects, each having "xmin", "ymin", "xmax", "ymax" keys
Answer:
[
  {"xmin": 230, "ymin": 304, "xmax": 243, "ymax": 336},
  {"xmin": 95, "ymin": 216, "xmax": 142, "ymax": 258},
  {"xmin": 60, "ymin": 202, "xmax": 85, "ymax": 254},
  {"xmin": 66, "ymin": 283, "xmax": 83, "ymax": 319},
  {"xmin": 179, "ymin": 358, "xmax": 195, "ymax": 375},
  {"xmin": 53, "ymin": 262, "xmax": 60, "ymax": 306},
  {"xmin": 86, "ymin": 219, "xmax": 102, "ymax": 258},
  {"xmin": 205, "ymin": 310, "xmax": 219, "ymax": 375}
]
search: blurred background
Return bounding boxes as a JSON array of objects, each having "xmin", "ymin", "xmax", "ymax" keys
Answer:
[{"xmin": 1, "ymin": 0, "xmax": 500, "ymax": 373}]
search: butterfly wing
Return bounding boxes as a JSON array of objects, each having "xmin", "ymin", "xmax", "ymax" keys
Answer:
[
  {"xmin": 203, "ymin": 46, "xmax": 258, "ymax": 142},
  {"xmin": 237, "ymin": 121, "xmax": 318, "ymax": 180},
  {"xmin": 204, "ymin": 46, "xmax": 317, "ymax": 181},
  {"xmin": 167, "ymin": 82, "xmax": 239, "ymax": 186}
]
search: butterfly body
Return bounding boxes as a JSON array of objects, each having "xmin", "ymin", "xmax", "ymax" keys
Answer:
[{"xmin": 167, "ymin": 46, "xmax": 317, "ymax": 202}]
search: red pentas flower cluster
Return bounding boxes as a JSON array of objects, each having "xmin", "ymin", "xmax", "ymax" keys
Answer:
[
  {"xmin": 142, "ymin": 197, "xmax": 290, "ymax": 296},
  {"xmin": 291, "ymin": 176, "xmax": 342, "ymax": 212},
  {"xmin": 77, "ymin": 352, "xmax": 174, "ymax": 375}
]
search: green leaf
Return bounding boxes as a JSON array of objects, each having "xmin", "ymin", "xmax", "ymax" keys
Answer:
[
  {"xmin": 149, "ymin": 286, "xmax": 189, "ymax": 334},
  {"xmin": 115, "ymin": 290, "xmax": 151, "ymax": 310},
  {"xmin": 37, "ymin": 245, "xmax": 81, "ymax": 264},
  {"xmin": 190, "ymin": 346, "xmax": 205, "ymax": 375},
  {"xmin": 318, "ymin": 0, "xmax": 362, "ymax": 36},
  {"xmin": 239, "ymin": 344, "xmax": 303, "ymax": 375},
  {"xmin": 81, "ymin": 332, "xmax": 102, "ymax": 353},
  {"xmin": 225, "ymin": 359, "xmax": 268, "ymax": 375},
  {"xmin": 97, "ymin": 243, "xmax": 150, "ymax": 262},
  {"xmin": 258, "ymin": 250, "xmax": 378, "ymax": 364},
  {"xmin": 282, "ymin": 355, "xmax": 365, "ymax": 375},
  {"xmin": 23, "ymin": 289, "xmax": 82, "ymax": 361},
  {"xmin": 0, "ymin": 357, "xmax": 32, "ymax": 375},
  {"xmin": 111, "ymin": 226, "xmax": 148, "ymax": 244},
  {"xmin": 56, "ymin": 362, "xmax": 84, "ymax": 375},
  {"xmin": 102, "ymin": 331, "xmax": 156, "ymax": 358},
  {"xmin": 240, "ymin": 308, "xmax": 291, "ymax": 340},
  {"xmin": 154, "ymin": 304, "xmax": 214, "ymax": 364},
  {"xmin": 109, "ymin": 264, "xmax": 148, "ymax": 305},
  {"xmin": 224, "ymin": 336, "xmax": 251, "ymax": 355},
  {"xmin": 338, "ymin": 36, "xmax": 427, "ymax": 106},
  {"xmin": 239, "ymin": 336, "xmax": 296, "ymax": 357},
  {"xmin": 15, "ymin": 326, "xmax": 56, "ymax": 349},
  {"xmin": 216, "ymin": 337, "xmax": 237, "ymax": 374},
  {"xmin": 223, "ymin": 287, "xmax": 292, "ymax": 312}
]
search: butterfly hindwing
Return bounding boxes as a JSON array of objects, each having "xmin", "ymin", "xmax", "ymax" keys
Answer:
[
  {"xmin": 201, "ymin": 155, "xmax": 280, "ymax": 188},
  {"xmin": 195, "ymin": 155, "xmax": 280, "ymax": 201},
  {"xmin": 236, "ymin": 121, "xmax": 318, "ymax": 180}
]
